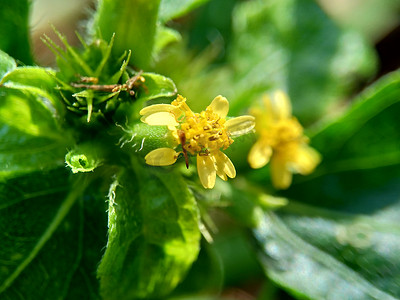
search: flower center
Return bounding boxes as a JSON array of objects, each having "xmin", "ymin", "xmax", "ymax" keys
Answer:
[
  {"xmin": 260, "ymin": 118, "xmax": 305, "ymax": 149},
  {"xmin": 172, "ymin": 100, "xmax": 233, "ymax": 155}
]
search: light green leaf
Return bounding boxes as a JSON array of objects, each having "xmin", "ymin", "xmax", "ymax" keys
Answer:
[
  {"xmin": 97, "ymin": 161, "xmax": 201, "ymax": 299},
  {"xmin": 159, "ymin": 0, "xmax": 210, "ymax": 22},
  {"xmin": 1, "ymin": 66, "xmax": 64, "ymax": 116},
  {"xmin": 0, "ymin": 50, "xmax": 16, "ymax": 79},
  {"xmin": 254, "ymin": 206, "xmax": 400, "ymax": 300},
  {"xmin": 90, "ymin": 0, "xmax": 161, "ymax": 69},
  {"xmin": 0, "ymin": 170, "xmax": 88, "ymax": 299},
  {"xmin": 139, "ymin": 72, "xmax": 177, "ymax": 101},
  {"xmin": 65, "ymin": 144, "xmax": 104, "ymax": 174},
  {"xmin": 0, "ymin": 89, "xmax": 71, "ymax": 178},
  {"xmin": 0, "ymin": 0, "xmax": 32, "ymax": 64},
  {"xmin": 154, "ymin": 26, "xmax": 182, "ymax": 57},
  {"xmin": 227, "ymin": 0, "xmax": 377, "ymax": 122}
]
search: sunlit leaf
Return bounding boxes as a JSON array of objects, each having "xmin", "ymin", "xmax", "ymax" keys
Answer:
[
  {"xmin": 0, "ymin": 50, "xmax": 16, "ymax": 79},
  {"xmin": 0, "ymin": 89, "xmax": 72, "ymax": 178}
]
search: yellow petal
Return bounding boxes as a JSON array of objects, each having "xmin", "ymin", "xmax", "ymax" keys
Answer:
[
  {"xmin": 270, "ymin": 156, "xmax": 292, "ymax": 189},
  {"xmin": 290, "ymin": 145, "xmax": 321, "ymax": 175},
  {"xmin": 225, "ymin": 115, "xmax": 255, "ymax": 137},
  {"xmin": 197, "ymin": 155, "xmax": 216, "ymax": 189},
  {"xmin": 261, "ymin": 95, "xmax": 274, "ymax": 122},
  {"xmin": 208, "ymin": 95, "xmax": 229, "ymax": 119},
  {"xmin": 140, "ymin": 111, "xmax": 179, "ymax": 127},
  {"xmin": 145, "ymin": 148, "xmax": 179, "ymax": 166},
  {"xmin": 212, "ymin": 151, "xmax": 236, "ymax": 180},
  {"xmin": 272, "ymin": 90, "xmax": 292, "ymax": 120},
  {"xmin": 139, "ymin": 104, "xmax": 176, "ymax": 116},
  {"xmin": 248, "ymin": 140, "xmax": 272, "ymax": 169}
]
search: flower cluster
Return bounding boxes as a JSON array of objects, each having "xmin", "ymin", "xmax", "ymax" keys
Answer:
[
  {"xmin": 140, "ymin": 95, "xmax": 255, "ymax": 188},
  {"xmin": 248, "ymin": 90, "xmax": 321, "ymax": 189}
]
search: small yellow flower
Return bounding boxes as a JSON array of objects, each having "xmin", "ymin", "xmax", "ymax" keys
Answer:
[
  {"xmin": 140, "ymin": 95, "xmax": 255, "ymax": 189},
  {"xmin": 248, "ymin": 90, "xmax": 321, "ymax": 189}
]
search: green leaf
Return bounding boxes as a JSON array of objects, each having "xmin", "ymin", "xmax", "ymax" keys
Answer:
[
  {"xmin": 65, "ymin": 178, "xmax": 109, "ymax": 300},
  {"xmin": 97, "ymin": 160, "xmax": 201, "ymax": 299},
  {"xmin": 154, "ymin": 26, "xmax": 182, "ymax": 57},
  {"xmin": 0, "ymin": 89, "xmax": 71, "ymax": 178},
  {"xmin": 159, "ymin": 0, "xmax": 210, "ymax": 22},
  {"xmin": 65, "ymin": 144, "xmax": 104, "ymax": 174},
  {"xmin": 91, "ymin": 0, "xmax": 161, "ymax": 69},
  {"xmin": 0, "ymin": 170, "xmax": 89, "ymax": 299},
  {"xmin": 254, "ymin": 207, "xmax": 400, "ymax": 300},
  {"xmin": 1, "ymin": 66, "xmax": 64, "ymax": 115},
  {"xmin": 227, "ymin": 0, "xmax": 377, "ymax": 122},
  {"xmin": 0, "ymin": 0, "xmax": 32, "ymax": 65},
  {"xmin": 311, "ymin": 71, "xmax": 400, "ymax": 163},
  {"xmin": 0, "ymin": 50, "xmax": 16, "ymax": 79},
  {"xmin": 139, "ymin": 72, "xmax": 178, "ymax": 101}
]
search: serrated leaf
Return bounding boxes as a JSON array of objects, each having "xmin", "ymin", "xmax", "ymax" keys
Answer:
[
  {"xmin": 0, "ymin": 0, "xmax": 32, "ymax": 64},
  {"xmin": 0, "ymin": 50, "xmax": 16, "ymax": 79},
  {"xmin": 0, "ymin": 89, "xmax": 71, "ymax": 178},
  {"xmin": 90, "ymin": 0, "xmax": 161, "ymax": 69},
  {"xmin": 254, "ymin": 207, "xmax": 400, "ymax": 300},
  {"xmin": 0, "ymin": 170, "xmax": 88, "ymax": 299},
  {"xmin": 159, "ymin": 0, "xmax": 210, "ymax": 22},
  {"xmin": 97, "ymin": 161, "xmax": 201, "ymax": 299}
]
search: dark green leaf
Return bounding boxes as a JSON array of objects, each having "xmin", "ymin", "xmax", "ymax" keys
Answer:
[
  {"xmin": 254, "ymin": 207, "xmax": 400, "ymax": 300},
  {"xmin": 65, "ymin": 178, "xmax": 109, "ymax": 300},
  {"xmin": 0, "ymin": 89, "xmax": 71, "ymax": 178},
  {"xmin": 311, "ymin": 71, "xmax": 400, "ymax": 163},
  {"xmin": 159, "ymin": 0, "xmax": 210, "ymax": 22},
  {"xmin": 0, "ymin": 0, "xmax": 32, "ymax": 65},
  {"xmin": 227, "ymin": 0, "xmax": 377, "ymax": 122},
  {"xmin": 90, "ymin": 0, "xmax": 161, "ymax": 69},
  {"xmin": 0, "ymin": 170, "xmax": 89, "ymax": 299},
  {"xmin": 97, "ymin": 160, "xmax": 201, "ymax": 299},
  {"xmin": 0, "ymin": 50, "xmax": 16, "ymax": 79}
]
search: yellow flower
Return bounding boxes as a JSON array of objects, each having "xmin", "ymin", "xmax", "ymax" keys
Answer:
[
  {"xmin": 140, "ymin": 95, "xmax": 255, "ymax": 189},
  {"xmin": 248, "ymin": 90, "xmax": 321, "ymax": 189}
]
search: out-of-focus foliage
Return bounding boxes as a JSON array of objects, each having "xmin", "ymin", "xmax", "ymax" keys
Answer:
[
  {"xmin": 0, "ymin": 0, "xmax": 32, "ymax": 64},
  {"xmin": 1, "ymin": 0, "xmax": 399, "ymax": 299}
]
